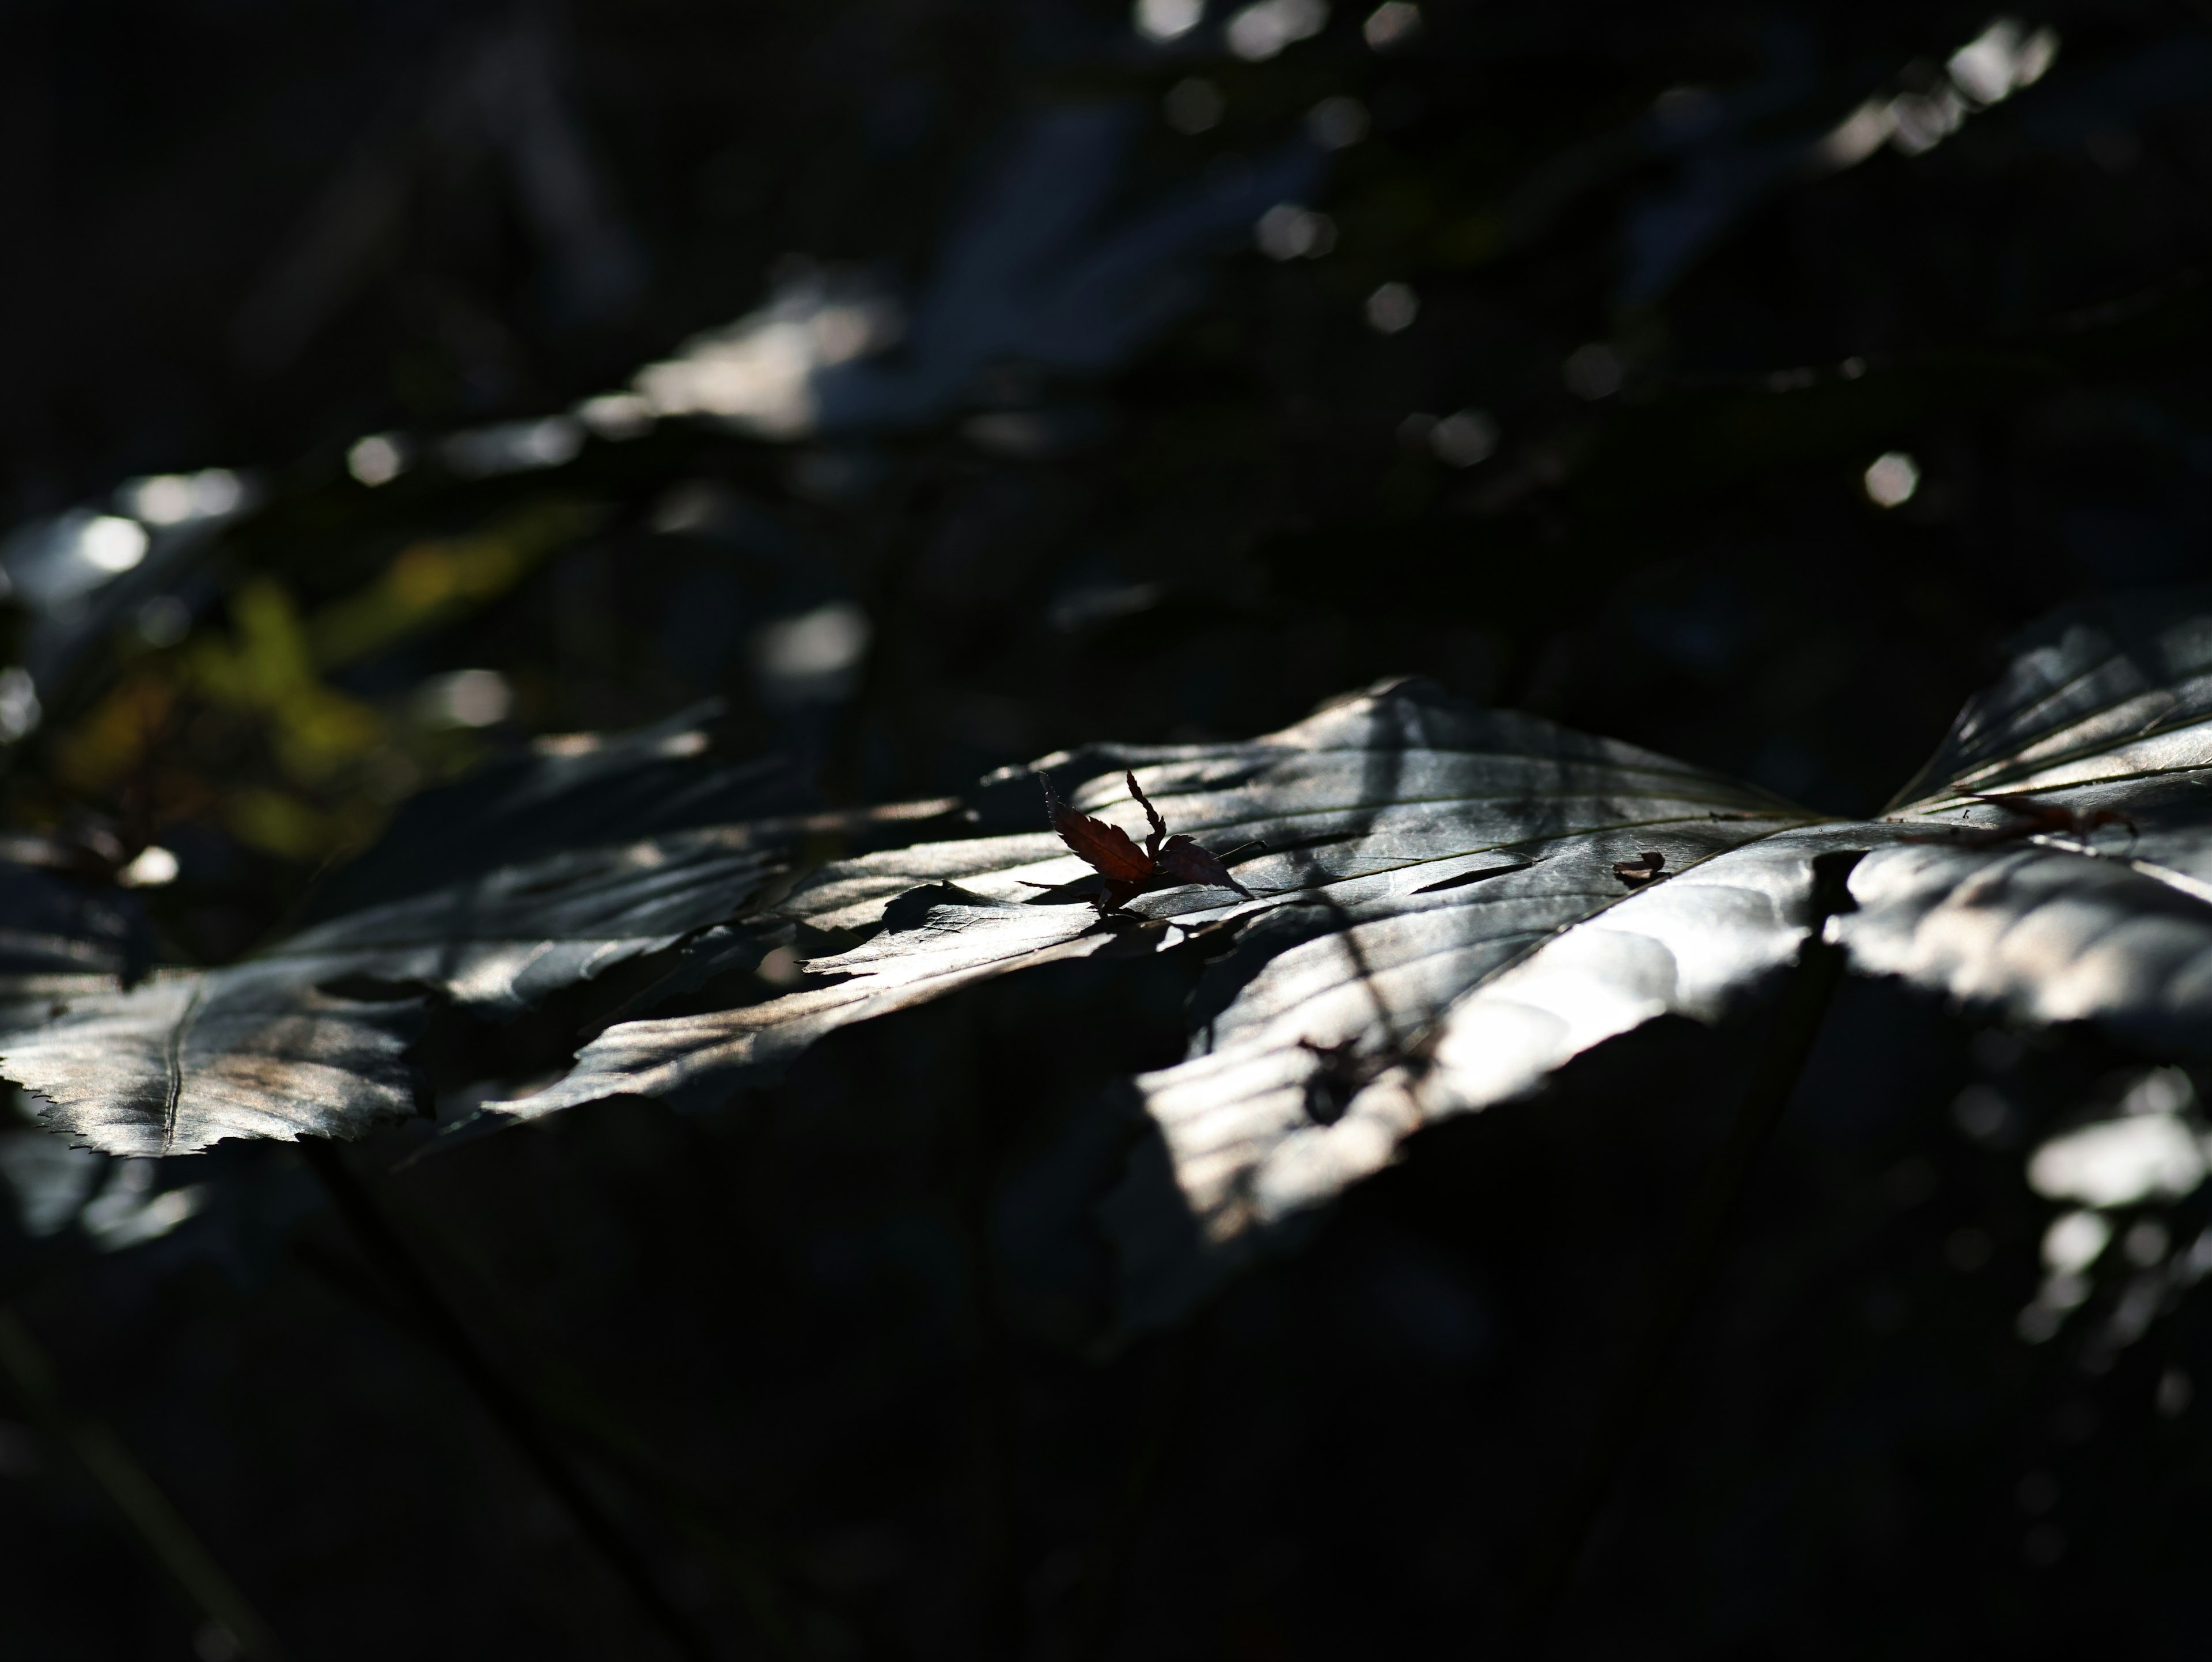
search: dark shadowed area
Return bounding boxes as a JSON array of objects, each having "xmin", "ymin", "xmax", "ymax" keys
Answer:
[{"xmin": 2, "ymin": 2, "xmax": 2212, "ymax": 1657}]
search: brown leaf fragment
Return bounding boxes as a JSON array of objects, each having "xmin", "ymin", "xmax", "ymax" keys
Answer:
[
  {"xmin": 1155, "ymin": 836, "xmax": 1256, "ymax": 899},
  {"xmin": 1612, "ymin": 850, "xmax": 1666, "ymax": 885},
  {"xmin": 1040, "ymin": 773, "xmax": 1153, "ymax": 887},
  {"xmin": 1041, "ymin": 770, "xmax": 1257, "ymax": 910}
]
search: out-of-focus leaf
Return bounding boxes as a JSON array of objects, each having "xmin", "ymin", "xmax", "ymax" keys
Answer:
[
  {"xmin": 301, "ymin": 500, "xmax": 604, "ymax": 668},
  {"xmin": 0, "ymin": 688, "xmax": 969, "ymax": 1157},
  {"xmin": 0, "ymin": 861, "xmax": 151, "ymax": 1032},
  {"xmin": 635, "ymin": 104, "xmax": 1326, "ymax": 437},
  {"xmin": 0, "ymin": 1119, "xmax": 105, "ymax": 1240},
  {"xmin": 0, "ymin": 823, "xmax": 783, "ymax": 1156},
  {"xmin": 299, "ymin": 701, "xmax": 795, "ymax": 920},
  {"xmin": 0, "ymin": 702, "xmax": 819, "ymax": 1156}
]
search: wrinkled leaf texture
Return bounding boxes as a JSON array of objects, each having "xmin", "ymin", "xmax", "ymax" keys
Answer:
[
  {"xmin": 12, "ymin": 591, "xmax": 2212, "ymax": 1326},
  {"xmin": 0, "ymin": 713, "xmax": 952, "ymax": 1156},
  {"xmin": 491, "ymin": 589, "xmax": 2212, "ymax": 1323}
]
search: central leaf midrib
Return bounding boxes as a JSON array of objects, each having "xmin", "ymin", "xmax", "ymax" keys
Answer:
[{"xmin": 161, "ymin": 981, "xmax": 207, "ymax": 1157}]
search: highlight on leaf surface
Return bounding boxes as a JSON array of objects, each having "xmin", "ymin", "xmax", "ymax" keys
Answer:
[
  {"xmin": 12, "ymin": 589, "xmax": 2212, "ymax": 1332},
  {"xmin": 0, "ymin": 709, "xmax": 942, "ymax": 1156},
  {"xmin": 484, "ymin": 588, "xmax": 2212, "ymax": 1323}
]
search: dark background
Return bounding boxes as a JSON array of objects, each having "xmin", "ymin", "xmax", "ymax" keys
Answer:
[{"xmin": 1, "ymin": 1, "xmax": 2210, "ymax": 1656}]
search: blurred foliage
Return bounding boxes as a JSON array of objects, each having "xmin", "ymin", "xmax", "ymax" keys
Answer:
[{"xmin": 2, "ymin": 0, "xmax": 2212, "ymax": 1656}]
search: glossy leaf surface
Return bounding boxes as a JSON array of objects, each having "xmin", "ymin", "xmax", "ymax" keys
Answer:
[
  {"xmin": 1, "ymin": 826, "xmax": 785, "ymax": 1154},
  {"xmin": 499, "ymin": 594, "xmax": 2212, "ymax": 1322},
  {"xmin": 0, "ymin": 708, "xmax": 810, "ymax": 1154},
  {"xmin": 498, "ymin": 684, "xmax": 1840, "ymax": 1181},
  {"xmin": 16, "ymin": 593, "xmax": 2212, "ymax": 1332},
  {"xmin": 1839, "ymin": 589, "xmax": 2212, "ymax": 1053}
]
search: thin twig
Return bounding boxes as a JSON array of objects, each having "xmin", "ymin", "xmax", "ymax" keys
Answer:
[
  {"xmin": 301, "ymin": 1138, "xmax": 715, "ymax": 1662},
  {"xmin": 373, "ymin": 1164, "xmax": 801, "ymax": 1643},
  {"xmin": 1066, "ymin": 1317, "xmax": 1212, "ymax": 1662},
  {"xmin": 0, "ymin": 1304, "xmax": 289, "ymax": 1661},
  {"xmin": 1513, "ymin": 850, "xmax": 1863, "ymax": 1640},
  {"xmin": 290, "ymin": 1235, "xmax": 803, "ymax": 1656},
  {"xmin": 943, "ymin": 1006, "xmax": 1022, "ymax": 1661}
]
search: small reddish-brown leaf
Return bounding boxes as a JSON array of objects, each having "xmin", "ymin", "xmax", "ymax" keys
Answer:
[
  {"xmin": 1041, "ymin": 775, "xmax": 1154, "ymax": 884},
  {"xmin": 1154, "ymin": 835, "xmax": 1255, "ymax": 899},
  {"xmin": 1125, "ymin": 770, "xmax": 1170, "ymax": 857},
  {"xmin": 1612, "ymin": 850, "xmax": 1666, "ymax": 885}
]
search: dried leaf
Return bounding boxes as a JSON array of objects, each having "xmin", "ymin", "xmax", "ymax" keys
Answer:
[
  {"xmin": 0, "ymin": 707, "xmax": 808, "ymax": 1154},
  {"xmin": 1041, "ymin": 773, "xmax": 1153, "ymax": 888},
  {"xmin": 496, "ymin": 594, "xmax": 2212, "ymax": 1326},
  {"xmin": 20, "ymin": 590, "xmax": 2212, "ymax": 1341}
]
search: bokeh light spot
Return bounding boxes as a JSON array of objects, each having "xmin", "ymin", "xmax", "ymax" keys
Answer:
[
  {"xmin": 1227, "ymin": 0, "xmax": 1328, "ymax": 62},
  {"xmin": 347, "ymin": 434, "xmax": 410, "ymax": 487},
  {"xmin": 1305, "ymin": 96, "xmax": 1369, "ymax": 150},
  {"xmin": 1135, "ymin": 0, "xmax": 1205, "ymax": 43},
  {"xmin": 118, "ymin": 846, "xmax": 180, "ymax": 888},
  {"xmin": 415, "ymin": 669, "xmax": 516, "ymax": 729},
  {"xmin": 80, "ymin": 516, "xmax": 149, "ymax": 574},
  {"xmin": 1365, "ymin": 282, "xmax": 1418, "ymax": 334},
  {"xmin": 1430, "ymin": 409, "xmax": 1498, "ymax": 468},
  {"xmin": 1165, "ymin": 78, "xmax": 1225, "ymax": 134},
  {"xmin": 1863, "ymin": 452, "xmax": 1919, "ymax": 507},
  {"xmin": 1256, "ymin": 204, "xmax": 1336, "ymax": 260},
  {"xmin": 1362, "ymin": 1, "xmax": 1421, "ymax": 50},
  {"xmin": 1563, "ymin": 343, "xmax": 1623, "ymax": 400}
]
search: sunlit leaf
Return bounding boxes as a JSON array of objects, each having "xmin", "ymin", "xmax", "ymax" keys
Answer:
[
  {"xmin": 3, "ymin": 966, "xmax": 427, "ymax": 1158},
  {"xmin": 17, "ymin": 588, "xmax": 2212, "ymax": 1334},
  {"xmin": 0, "ymin": 823, "xmax": 785, "ymax": 1154},
  {"xmin": 497, "ymin": 682, "xmax": 1842, "ymax": 1159},
  {"xmin": 0, "ymin": 712, "xmax": 812, "ymax": 1155},
  {"xmin": 1838, "ymin": 589, "xmax": 2212, "ymax": 1053},
  {"xmin": 495, "ymin": 593, "xmax": 2212, "ymax": 1324}
]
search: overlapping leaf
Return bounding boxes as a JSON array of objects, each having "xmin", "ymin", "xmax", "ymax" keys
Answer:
[
  {"xmin": 478, "ymin": 592, "xmax": 2212, "ymax": 1322},
  {"xmin": 0, "ymin": 712, "xmax": 935, "ymax": 1156},
  {"xmin": 503, "ymin": 703, "xmax": 1847, "ymax": 1151},
  {"xmin": 1112, "ymin": 596, "xmax": 2212, "ymax": 1317},
  {"xmin": 14, "ymin": 589, "xmax": 2212, "ymax": 1328},
  {"xmin": 492, "ymin": 684, "xmax": 1864, "ymax": 1312},
  {"xmin": 0, "ymin": 823, "xmax": 793, "ymax": 1156},
  {"xmin": 1837, "ymin": 590, "xmax": 2212, "ymax": 1051},
  {"xmin": 0, "ymin": 860, "xmax": 152, "ymax": 1034},
  {"xmin": 297, "ymin": 699, "xmax": 798, "ymax": 921}
]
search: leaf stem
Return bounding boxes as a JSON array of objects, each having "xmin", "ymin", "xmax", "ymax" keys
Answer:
[
  {"xmin": 291, "ymin": 1233, "xmax": 803, "ymax": 1655},
  {"xmin": 1513, "ymin": 850, "xmax": 1862, "ymax": 1641},
  {"xmin": 0, "ymin": 1303, "xmax": 289, "ymax": 1661},
  {"xmin": 1066, "ymin": 1318, "xmax": 1211, "ymax": 1662},
  {"xmin": 944, "ymin": 1017, "xmax": 1022, "ymax": 1660},
  {"xmin": 301, "ymin": 1138, "xmax": 715, "ymax": 1662}
]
